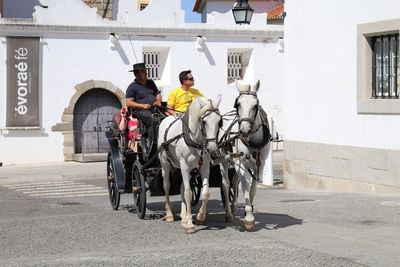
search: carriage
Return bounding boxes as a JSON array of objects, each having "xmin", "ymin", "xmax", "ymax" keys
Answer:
[
  {"xmin": 105, "ymin": 80, "xmax": 271, "ymax": 232},
  {"xmin": 105, "ymin": 104, "xmax": 235, "ymax": 219}
]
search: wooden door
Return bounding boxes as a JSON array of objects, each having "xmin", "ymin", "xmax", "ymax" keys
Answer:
[{"xmin": 74, "ymin": 89, "xmax": 121, "ymax": 154}]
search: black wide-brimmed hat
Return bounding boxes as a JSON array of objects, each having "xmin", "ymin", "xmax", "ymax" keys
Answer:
[{"xmin": 128, "ymin": 63, "xmax": 146, "ymax": 72}]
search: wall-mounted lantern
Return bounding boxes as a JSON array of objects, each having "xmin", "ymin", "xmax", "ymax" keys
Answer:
[
  {"xmin": 109, "ymin": 33, "xmax": 119, "ymax": 49},
  {"xmin": 232, "ymin": 0, "xmax": 254, "ymax": 25},
  {"xmin": 196, "ymin": 35, "xmax": 206, "ymax": 51}
]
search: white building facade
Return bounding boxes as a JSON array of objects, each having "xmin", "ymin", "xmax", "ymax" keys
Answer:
[
  {"xmin": 284, "ymin": 0, "xmax": 400, "ymax": 193},
  {"xmin": 0, "ymin": 0, "xmax": 284, "ymax": 165}
]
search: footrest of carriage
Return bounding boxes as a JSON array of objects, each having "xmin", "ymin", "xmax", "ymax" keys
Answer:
[
  {"xmin": 211, "ymin": 152, "xmax": 244, "ymax": 165},
  {"xmin": 124, "ymin": 150, "xmax": 137, "ymax": 157}
]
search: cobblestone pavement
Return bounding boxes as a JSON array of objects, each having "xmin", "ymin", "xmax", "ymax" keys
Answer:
[{"xmin": 0, "ymin": 159, "xmax": 399, "ymax": 266}]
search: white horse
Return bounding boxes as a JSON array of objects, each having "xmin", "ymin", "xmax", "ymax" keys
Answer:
[
  {"xmin": 219, "ymin": 80, "xmax": 272, "ymax": 230},
  {"xmin": 158, "ymin": 95, "xmax": 222, "ymax": 234}
]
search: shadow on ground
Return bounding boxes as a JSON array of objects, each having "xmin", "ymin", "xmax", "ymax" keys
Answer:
[{"xmin": 121, "ymin": 199, "xmax": 303, "ymax": 232}]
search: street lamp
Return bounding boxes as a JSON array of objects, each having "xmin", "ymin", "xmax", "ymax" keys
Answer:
[{"xmin": 232, "ymin": 0, "xmax": 254, "ymax": 25}]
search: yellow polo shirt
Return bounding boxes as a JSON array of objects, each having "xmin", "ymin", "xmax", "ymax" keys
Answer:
[{"xmin": 167, "ymin": 87, "xmax": 205, "ymax": 113}]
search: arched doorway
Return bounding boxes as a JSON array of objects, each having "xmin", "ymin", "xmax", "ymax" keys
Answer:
[{"xmin": 73, "ymin": 88, "xmax": 121, "ymax": 155}]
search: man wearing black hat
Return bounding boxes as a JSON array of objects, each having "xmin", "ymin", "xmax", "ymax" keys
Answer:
[{"xmin": 126, "ymin": 63, "xmax": 162, "ymax": 154}]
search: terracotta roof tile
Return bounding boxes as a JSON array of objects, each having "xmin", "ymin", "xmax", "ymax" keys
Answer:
[{"xmin": 267, "ymin": 4, "xmax": 284, "ymax": 20}]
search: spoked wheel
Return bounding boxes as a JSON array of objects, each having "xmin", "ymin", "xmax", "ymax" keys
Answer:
[
  {"xmin": 132, "ymin": 160, "xmax": 146, "ymax": 219},
  {"xmin": 107, "ymin": 149, "xmax": 120, "ymax": 210},
  {"xmin": 219, "ymin": 177, "xmax": 239, "ymax": 210},
  {"xmin": 190, "ymin": 175, "xmax": 202, "ymax": 206},
  {"xmin": 220, "ymin": 182, "xmax": 237, "ymax": 208},
  {"xmin": 221, "ymin": 168, "xmax": 238, "ymax": 208}
]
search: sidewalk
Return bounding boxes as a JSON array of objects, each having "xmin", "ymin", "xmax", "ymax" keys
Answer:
[
  {"xmin": 0, "ymin": 161, "xmax": 105, "ymax": 185},
  {"xmin": 0, "ymin": 150, "xmax": 285, "ymax": 185}
]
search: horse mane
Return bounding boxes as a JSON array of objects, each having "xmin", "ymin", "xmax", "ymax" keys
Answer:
[
  {"xmin": 187, "ymin": 97, "xmax": 213, "ymax": 125},
  {"xmin": 239, "ymin": 86, "xmax": 251, "ymax": 93},
  {"xmin": 236, "ymin": 81, "xmax": 251, "ymax": 93}
]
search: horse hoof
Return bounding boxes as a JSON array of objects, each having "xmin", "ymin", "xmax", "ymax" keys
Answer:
[
  {"xmin": 196, "ymin": 214, "xmax": 206, "ymax": 224},
  {"xmin": 165, "ymin": 215, "xmax": 174, "ymax": 223},
  {"xmin": 244, "ymin": 220, "xmax": 255, "ymax": 230},
  {"xmin": 230, "ymin": 205, "xmax": 236, "ymax": 215},
  {"xmin": 225, "ymin": 215, "xmax": 234, "ymax": 223},
  {"xmin": 196, "ymin": 219, "xmax": 205, "ymax": 225},
  {"xmin": 185, "ymin": 226, "xmax": 196, "ymax": 234}
]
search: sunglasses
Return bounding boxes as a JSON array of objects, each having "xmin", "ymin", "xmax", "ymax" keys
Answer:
[{"xmin": 186, "ymin": 77, "xmax": 194, "ymax": 81}]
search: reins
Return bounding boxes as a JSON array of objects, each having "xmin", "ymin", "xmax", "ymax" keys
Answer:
[{"xmin": 217, "ymin": 91, "xmax": 273, "ymax": 182}]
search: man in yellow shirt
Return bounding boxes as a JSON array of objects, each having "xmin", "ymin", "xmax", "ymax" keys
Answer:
[{"xmin": 167, "ymin": 70, "xmax": 204, "ymax": 115}]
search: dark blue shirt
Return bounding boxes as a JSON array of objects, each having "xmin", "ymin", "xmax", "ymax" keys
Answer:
[{"xmin": 126, "ymin": 79, "xmax": 160, "ymax": 106}]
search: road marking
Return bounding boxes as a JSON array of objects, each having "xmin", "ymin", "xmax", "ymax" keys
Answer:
[
  {"xmin": 29, "ymin": 189, "xmax": 107, "ymax": 197},
  {"xmin": 3, "ymin": 181, "xmax": 75, "ymax": 188},
  {"xmin": 1, "ymin": 180, "xmax": 108, "ymax": 198},
  {"xmin": 37, "ymin": 193, "xmax": 108, "ymax": 198},
  {"xmin": 14, "ymin": 184, "xmax": 99, "ymax": 192},
  {"xmin": 381, "ymin": 201, "xmax": 400, "ymax": 207},
  {"xmin": 22, "ymin": 187, "xmax": 106, "ymax": 194}
]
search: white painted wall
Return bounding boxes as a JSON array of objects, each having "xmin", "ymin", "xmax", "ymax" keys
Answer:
[
  {"xmin": 0, "ymin": 34, "xmax": 283, "ymax": 165},
  {"xmin": 0, "ymin": 0, "xmax": 283, "ymax": 165},
  {"xmin": 34, "ymin": 0, "xmax": 102, "ymax": 25},
  {"xmin": 116, "ymin": 0, "xmax": 185, "ymax": 26},
  {"xmin": 284, "ymin": 0, "xmax": 400, "ymax": 150}
]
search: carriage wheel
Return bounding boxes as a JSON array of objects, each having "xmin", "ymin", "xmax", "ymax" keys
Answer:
[
  {"xmin": 107, "ymin": 149, "xmax": 120, "ymax": 210},
  {"xmin": 132, "ymin": 161, "xmax": 146, "ymax": 219},
  {"xmin": 220, "ymin": 183, "xmax": 236, "ymax": 208},
  {"xmin": 190, "ymin": 175, "xmax": 202, "ymax": 206}
]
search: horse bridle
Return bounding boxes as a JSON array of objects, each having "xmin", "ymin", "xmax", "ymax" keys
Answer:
[
  {"xmin": 182, "ymin": 101, "xmax": 222, "ymax": 150},
  {"xmin": 234, "ymin": 91, "xmax": 259, "ymax": 126},
  {"xmin": 199, "ymin": 106, "xmax": 223, "ymax": 145}
]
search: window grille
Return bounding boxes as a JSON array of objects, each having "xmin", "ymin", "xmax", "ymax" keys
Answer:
[
  {"xmin": 372, "ymin": 34, "xmax": 399, "ymax": 98},
  {"xmin": 227, "ymin": 52, "xmax": 243, "ymax": 83},
  {"xmin": 143, "ymin": 51, "xmax": 160, "ymax": 80},
  {"xmin": 139, "ymin": 4, "xmax": 148, "ymax": 11}
]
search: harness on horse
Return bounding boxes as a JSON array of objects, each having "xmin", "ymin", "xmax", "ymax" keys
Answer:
[
  {"xmin": 181, "ymin": 111, "xmax": 205, "ymax": 150},
  {"xmin": 158, "ymin": 102, "xmax": 222, "ymax": 169},
  {"xmin": 218, "ymin": 91, "xmax": 272, "ymax": 182},
  {"xmin": 239, "ymin": 107, "xmax": 271, "ymax": 149}
]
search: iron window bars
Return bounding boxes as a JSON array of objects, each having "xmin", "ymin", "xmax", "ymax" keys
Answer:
[
  {"xmin": 372, "ymin": 34, "xmax": 399, "ymax": 98},
  {"xmin": 228, "ymin": 51, "xmax": 243, "ymax": 84},
  {"xmin": 143, "ymin": 51, "xmax": 160, "ymax": 81}
]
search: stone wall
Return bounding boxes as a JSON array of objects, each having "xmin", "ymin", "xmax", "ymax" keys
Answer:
[
  {"xmin": 284, "ymin": 140, "xmax": 400, "ymax": 194},
  {"xmin": 83, "ymin": 0, "xmax": 113, "ymax": 19}
]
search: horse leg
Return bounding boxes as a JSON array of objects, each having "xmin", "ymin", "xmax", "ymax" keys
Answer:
[
  {"xmin": 230, "ymin": 171, "xmax": 240, "ymax": 216},
  {"xmin": 250, "ymin": 177, "xmax": 257, "ymax": 209},
  {"xmin": 196, "ymin": 162, "xmax": 211, "ymax": 224},
  {"xmin": 179, "ymin": 183, "xmax": 187, "ymax": 226},
  {"xmin": 162, "ymin": 161, "xmax": 174, "ymax": 223},
  {"xmin": 241, "ymin": 171, "xmax": 255, "ymax": 230},
  {"xmin": 220, "ymin": 162, "xmax": 233, "ymax": 222},
  {"xmin": 181, "ymin": 165, "xmax": 195, "ymax": 234},
  {"xmin": 250, "ymin": 162, "xmax": 263, "ymax": 206}
]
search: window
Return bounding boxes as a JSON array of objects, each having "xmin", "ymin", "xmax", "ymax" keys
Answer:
[
  {"xmin": 227, "ymin": 52, "xmax": 243, "ymax": 84},
  {"xmin": 142, "ymin": 47, "xmax": 171, "ymax": 86},
  {"xmin": 139, "ymin": 4, "xmax": 148, "ymax": 11},
  {"xmin": 143, "ymin": 51, "xmax": 161, "ymax": 80},
  {"xmin": 357, "ymin": 20, "xmax": 400, "ymax": 114},
  {"xmin": 137, "ymin": 0, "xmax": 150, "ymax": 11},
  {"xmin": 227, "ymin": 48, "xmax": 253, "ymax": 84},
  {"xmin": 372, "ymin": 34, "xmax": 399, "ymax": 98}
]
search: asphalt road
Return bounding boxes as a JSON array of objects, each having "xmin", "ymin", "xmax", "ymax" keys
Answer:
[{"xmin": 0, "ymin": 161, "xmax": 399, "ymax": 266}]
